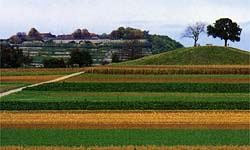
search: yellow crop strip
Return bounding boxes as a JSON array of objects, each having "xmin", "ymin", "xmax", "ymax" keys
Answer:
[{"xmin": 1, "ymin": 111, "xmax": 249, "ymax": 129}]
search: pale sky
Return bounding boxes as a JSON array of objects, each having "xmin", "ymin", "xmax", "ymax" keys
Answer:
[{"xmin": 0, "ymin": 0, "xmax": 249, "ymax": 50}]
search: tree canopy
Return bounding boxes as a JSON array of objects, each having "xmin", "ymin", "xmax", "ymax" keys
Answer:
[
  {"xmin": 69, "ymin": 49, "xmax": 92, "ymax": 67},
  {"xmin": 0, "ymin": 44, "xmax": 32, "ymax": 68},
  {"xmin": 110, "ymin": 27, "xmax": 149, "ymax": 40},
  {"xmin": 207, "ymin": 18, "xmax": 242, "ymax": 47},
  {"xmin": 28, "ymin": 28, "xmax": 42, "ymax": 41},
  {"xmin": 43, "ymin": 58, "xmax": 66, "ymax": 68}
]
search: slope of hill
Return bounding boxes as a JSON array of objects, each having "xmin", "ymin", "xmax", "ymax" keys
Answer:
[{"xmin": 116, "ymin": 46, "xmax": 250, "ymax": 65}]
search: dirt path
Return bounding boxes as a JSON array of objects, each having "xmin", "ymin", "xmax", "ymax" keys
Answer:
[
  {"xmin": 0, "ymin": 71, "xmax": 85, "ymax": 98},
  {"xmin": 1, "ymin": 111, "xmax": 249, "ymax": 129}
]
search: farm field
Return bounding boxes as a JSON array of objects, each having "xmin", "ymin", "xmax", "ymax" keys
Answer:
[
  {"xmin": 65, "ymin": 73, "xmax": 250, "ymax": 83},
  {"xmin": 0, "ymin": 66, "xmax": 249, "ymax": 149},
  {"xmin": 85, "ymin": 65, "xmax": 250, "ymax": 74},
  {"xmin": 1, "ymin": 90, "xmax": 249, "ymax": 110},
  {"xmin": 0, "ymin": 68, "xmax": 85, "ymax": 93},
  {"xmin": 0, "ymin": 68, "xmax": 85, "ymax": 76},
  {"xmin": 1, "ymin": 111, "xmax": 249, "ymax": 129},
  {"xmin": 0, "ymin": 82, "xmax": 31, "ymax": 93},
  {"xmin": 2, "ymin": 146, "xmax": 250, "ymax": 150},
  {"xmin": 1, "ymin": 129, "xmax": 249, "ymax": 146}
]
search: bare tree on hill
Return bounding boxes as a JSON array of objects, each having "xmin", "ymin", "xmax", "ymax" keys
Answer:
[{"xmin": 182, "ymin": 22, "xmax": 206, "ymax": 47}]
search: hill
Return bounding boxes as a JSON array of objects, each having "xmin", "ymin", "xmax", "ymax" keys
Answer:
[
  {"xmin": 116, "ymin": 46, "xmax": 250, "ymax": 65},
  {"xmin": 149, "ymin": 35, "xmax": 184, "ymax": 54}
]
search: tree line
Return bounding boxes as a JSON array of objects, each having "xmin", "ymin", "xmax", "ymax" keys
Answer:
[
  {"xmin": 9, "ymin": 27, "xmax": 150, "ymax": 44},
  {"xmin": 0, "ymin": 42, "xmax": 92, "ymax": 68}
]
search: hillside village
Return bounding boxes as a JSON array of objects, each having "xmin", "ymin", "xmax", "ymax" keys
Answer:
[{"xmin": 1, "ymin": 27, "xmax": 183, "ymax": 67}]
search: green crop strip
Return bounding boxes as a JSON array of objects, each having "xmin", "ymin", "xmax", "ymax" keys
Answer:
[
  {"xmin": 24, "ymin": 82, "xmax": 250, "ymax": 93},
  {"xmin": 1, "ymin": 101, "xmax": 249, "ymax": 110},
  {"xmin": 1, "ymin": 129, "xmax": 249, "ymax": 146}
]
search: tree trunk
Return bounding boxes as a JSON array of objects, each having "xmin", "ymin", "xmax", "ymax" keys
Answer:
[
  {"xmin": 194, "ymin": 40, "xmax": 197, "ymax": 47},
  {"xmin": 225, "ymin": 39, "xmax": 228, "ymax": 47}
]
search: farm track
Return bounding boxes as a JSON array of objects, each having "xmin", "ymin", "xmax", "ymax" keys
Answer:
[
  {"xmin": 65, "ymin": 77, "xmax": 250, "ymax": 83},
  {"xmin": 0, "ymin": 75, "xmax": 62, "ymax": 83},
  {"xmin": 1, "ymin": 145, "xmax": 250, "ymax": 150},
  {"xmin": 1, "ymin": 111, "xmax": 249, "ymax": 129}
]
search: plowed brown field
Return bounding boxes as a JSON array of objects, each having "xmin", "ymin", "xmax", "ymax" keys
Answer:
[
  {"xmin": 0, "ymin": 75, "xmax": 61, "ymax": 83},
  {"xmin": 65, "ymin": 77, "xmax": 250, "ymax": 83},
  {"xmin": 1, "ymin": 111, "xmax": 249, "ymax": 129},
  {"xmin": 1, "ymin": 145, "xmax": 250, "ymax": 150},
  {"xmin": 0, "ymin": 68, "xmax": 84, "ymax": 73}
]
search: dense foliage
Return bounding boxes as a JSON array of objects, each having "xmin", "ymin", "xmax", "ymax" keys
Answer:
[
  {"xmin": 0, "ymin": 44, "xmax": 32, "ymax": 68},
  {"xmin": 148, "ymin": 35, "xmax": 183, "ymax": 54},
  {"xmin": 43, "ymin": 58, "xmax": 66, "ymax": 68},
  {"xmin": 207, "ymin": 18, "xmax": 242, "ymax": 47},
  {"xmin": 68, "ymin": 49, "xmax": 92, "ymax": 67}
]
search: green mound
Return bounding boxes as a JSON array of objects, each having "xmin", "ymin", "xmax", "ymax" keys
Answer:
[{"xmin": 117, "ymin": 46, "xmax": 250, "ymax": 65}]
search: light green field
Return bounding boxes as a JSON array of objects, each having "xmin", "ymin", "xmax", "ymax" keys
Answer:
[
  {"xmin": 1, "ymin": 129, "xmax": 249, "ymax": 146},
  {"xmin": 1, "ymin": 91, "xmax": 249, "ymax": 102}
]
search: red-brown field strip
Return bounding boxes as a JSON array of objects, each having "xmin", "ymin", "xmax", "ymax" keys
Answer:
[
  {"xmin": 0, "ymin": 75, "xmax": 62, "ymax": 83},
  {"xmin": 65, "ymin": 77, "xmax": 250, "ymax": 83},
  {"xmin": 1, "ymin": 111, "xmax": 249, "ymax": 129}
]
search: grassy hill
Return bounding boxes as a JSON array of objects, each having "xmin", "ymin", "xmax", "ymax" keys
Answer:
[{"xmin": 116, "ymin": 46, "xmax": 250, "ymax": 65}]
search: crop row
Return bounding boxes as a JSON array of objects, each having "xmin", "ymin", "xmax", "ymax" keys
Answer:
[
  {"xmin": 86, "ymin": 66, "xmax": 250, "ymax": 74},
  {"xmin": 1, "ymin": 101, "xmax": 249, "ymax": 110},
  {"xmin": 24, "ymin": 82, "xmax": 250, "ymax": 93}
]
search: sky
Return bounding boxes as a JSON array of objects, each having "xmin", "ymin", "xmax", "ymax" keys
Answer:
[{"xmin": 0, "ymin": 0, "xmax": 250, "ymax": 50}]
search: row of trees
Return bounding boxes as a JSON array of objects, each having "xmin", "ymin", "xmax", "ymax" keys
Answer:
[
  {"xmin": 0, "ymin": 44, "xmax": 32, "ymax": 68},
  {"xmin": 0, "ymin": 42, "xmax": 92, "ymax": 68},
  {"xmin": 43, "ymin": 49, "xmax": 92, "ymax": 68},
  {"xmin": 10, "ymin": 28, "xmax": 44, "ymax": 44},
  {"xmin": 9, "ymin": 27, "xmax": 150, "ymax": 44},
  {"xmin": 182, "ymin": 18, "xmax": 242, "ymax": 47},
  {"xmin": 110, "ymin": 27, "xmax": 149, "ymax": 40}
]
